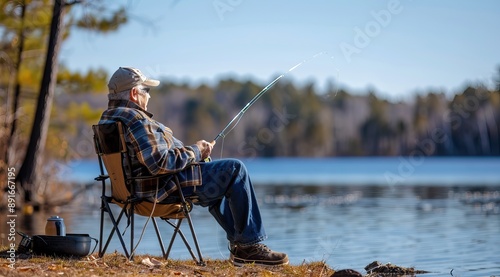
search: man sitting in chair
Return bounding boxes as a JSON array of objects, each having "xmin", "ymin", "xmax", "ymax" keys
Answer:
[{"xmin": 99, "ymin": 66, "xmax": 288, "ymax": 266}]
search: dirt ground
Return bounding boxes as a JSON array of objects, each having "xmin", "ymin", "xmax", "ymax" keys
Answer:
[{"xmin": 0, "ymin": 251, "xmax": 432, "ymax": 277}]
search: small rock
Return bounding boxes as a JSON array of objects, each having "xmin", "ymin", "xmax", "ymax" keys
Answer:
[
  {"xmin": 331, "ymin": 269, "xmax": 363, "ymax": 277},
  {"xmin": 364, "ymin": 261, "xmax": 382, "ymax": 272}
]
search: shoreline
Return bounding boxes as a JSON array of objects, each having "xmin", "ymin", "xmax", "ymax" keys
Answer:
[{"xmin": 0, "ymin": 252, "xmax": 432, "ymax": 277}]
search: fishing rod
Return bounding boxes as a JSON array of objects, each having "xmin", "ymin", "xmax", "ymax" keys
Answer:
[
  {"xmin": 213, "ymin": 52, "xmax": 326, "ymax": 142},
  {"xmin": 213, "ymin": 73, "xmax": 284, "ymax": 142}
]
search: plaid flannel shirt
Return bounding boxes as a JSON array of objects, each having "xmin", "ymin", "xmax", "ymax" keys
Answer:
[{"xmin": 98, "ymin": 100, "xmax": 202, "ymax": 202}]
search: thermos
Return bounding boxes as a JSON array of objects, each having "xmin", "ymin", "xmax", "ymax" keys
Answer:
[{"xmin": 45, "ymin": 216, "xmax": 66, "ymax": 236}]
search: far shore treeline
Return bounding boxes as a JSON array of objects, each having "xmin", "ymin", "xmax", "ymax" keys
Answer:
[{"xmin": 41, "ymin": 75, "xmax": 500, "ymax": 160}]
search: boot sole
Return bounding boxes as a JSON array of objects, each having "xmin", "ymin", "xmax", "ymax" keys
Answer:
[{"xmin": 230, "ymin": 255, "xmax": 289, "ymax": 267}]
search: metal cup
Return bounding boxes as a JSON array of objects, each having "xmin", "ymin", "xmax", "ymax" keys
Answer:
[{"xmin": 45, "ymin": 215, "xmax": 66, "ymax": 236}]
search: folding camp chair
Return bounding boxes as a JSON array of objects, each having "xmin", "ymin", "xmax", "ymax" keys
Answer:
[{"xmin": 92, "ymin": 121, "xmax": 204, "ymax": 265}]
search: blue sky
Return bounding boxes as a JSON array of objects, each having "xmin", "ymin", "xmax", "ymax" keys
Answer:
[{"xmin": 61, "ymin": 0, "xmax": 500, "ymax": 100}]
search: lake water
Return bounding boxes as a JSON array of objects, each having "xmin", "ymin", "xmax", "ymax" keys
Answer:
[{"xmin": 3, "ymin": 157, "xmax": 500, "ymax": 276}]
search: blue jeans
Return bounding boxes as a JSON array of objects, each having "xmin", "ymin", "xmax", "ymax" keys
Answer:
[{"xmin": 184, "ymin": 158, "xmax": 267, "ymax": 246}]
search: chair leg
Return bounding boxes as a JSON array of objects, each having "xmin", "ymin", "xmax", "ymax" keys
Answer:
[
  {"xmin": 184, "ymin": 211, "xmax": 205, "ymax": 266},
  {"xmin": 130, "ymin": 204, "xmax": 134, "ymax": 260},
  {"xmin": 171, "ymin": 182, "xmax": 205, "ymax": 265},
  {"xmin": 98, "ymin": 198, "xmax": 106, "ymax": 257},
  {"xmin": 100, "ymin": 200, "xmax": 131, "ymax": 259},
  {"xmin": 98, "ymin": 187, "xmax": 204, "ymax": 264},
  {"xmin": 152, "ymin": 218, "xmax": 167, "ymax": 257},
  {"xmin": 164, "ymin": 219, "xmax": 197, "ymax": 260},
  {"xmin": 164, "ymin": 218, "xmax": 181, "ymax": 260},
  {"xmin": 164, "ymin": 218, "xmax": 205, "ymax": 266}
]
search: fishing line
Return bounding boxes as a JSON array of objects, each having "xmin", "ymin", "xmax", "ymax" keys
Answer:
[{"xmin": 213, "ymin": 51, "xmax": 333, "ymax": 157}]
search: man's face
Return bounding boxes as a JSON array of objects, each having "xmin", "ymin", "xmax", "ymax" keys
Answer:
[{"xmin": 136, "ymin": 87, "xmax": 150, "ymax": 110}]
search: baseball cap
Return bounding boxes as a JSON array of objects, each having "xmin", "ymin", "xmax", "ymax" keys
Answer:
[{"xmin": 107, "ymin": 66, "xmax": 160, "ymax": 93}]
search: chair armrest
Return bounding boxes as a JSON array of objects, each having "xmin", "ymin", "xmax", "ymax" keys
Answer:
[{"xmin": 95, "ymin": 174, "xmax": 109, "ymax": 181}]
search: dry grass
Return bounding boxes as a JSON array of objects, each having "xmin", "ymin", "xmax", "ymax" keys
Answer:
[{"xmin": 0, "ymin": 252, "xmax": 335, "ymax": 277}]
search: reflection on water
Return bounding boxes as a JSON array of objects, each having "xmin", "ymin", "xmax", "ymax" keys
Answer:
[{"xmin": 1, "ymin": 184, "xmax": 499, "ymax": 276}]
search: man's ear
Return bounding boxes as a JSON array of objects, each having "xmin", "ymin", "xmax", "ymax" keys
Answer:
[{"xmin": 129, "ymin": 87, "xmax": 139, "ymax": 101}]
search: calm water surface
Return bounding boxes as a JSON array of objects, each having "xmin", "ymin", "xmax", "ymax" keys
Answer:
[{"xmin": 3, "ymin": 157, "xmax": 499, "ymax": 276}]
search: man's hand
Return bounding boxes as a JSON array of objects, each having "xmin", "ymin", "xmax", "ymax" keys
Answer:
[{"xmin": 196, "ymin": 140, "xmax": 215, "ymax": 160}]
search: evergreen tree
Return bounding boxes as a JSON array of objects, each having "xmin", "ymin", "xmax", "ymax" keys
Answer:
[{"xmin": 0, "ymin": 0, "xmax": 128, "ymax": 206}]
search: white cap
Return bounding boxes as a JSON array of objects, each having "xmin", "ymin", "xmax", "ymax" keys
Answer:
[{"xmin": 107, "ymin": 66, "xmax": 160, "ymax": 93}]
